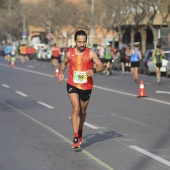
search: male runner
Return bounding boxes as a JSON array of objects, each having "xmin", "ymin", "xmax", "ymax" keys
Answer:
[
  {"xmin": 152, "ymin": 43, "xmax": 164, "ymax": 83},
  {"xmin": 130, "ymin": 42, "xmax": 142, "ymax": 83},
  {"xmin": 58, "ymin": 30, "xmax": 104, "ymax": 149}
]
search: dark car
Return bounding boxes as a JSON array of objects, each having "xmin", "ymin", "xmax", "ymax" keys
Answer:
[{"xmin": 139, "ymin": 49, "xmax": 153, "ymax": 74}]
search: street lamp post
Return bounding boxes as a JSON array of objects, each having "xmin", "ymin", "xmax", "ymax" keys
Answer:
[
  {"xmin": 90, "ymin": 0, "xmax": 94, "ymax": 47},
  {"xmin": 8, "ymin": 0, "xmax": 11, "ymax": 15},
  {"xmin": 48, "ymin": 0, "xmax": 51, "ymax": 32},
  {"xmin": 22, "ymin": 15, "xmax": 27, "ymax": 44}
]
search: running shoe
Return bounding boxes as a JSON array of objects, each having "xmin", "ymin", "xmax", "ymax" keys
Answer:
[
  {"xmin": 78, "ymin": 130, "xmax": 83, "ymax": 144},
  {"xmin": 106, "ymin": 71, "xmax": 110, "ymax": 76},
  {"xmin": 157, "ymin": 78, "xmax": 160, "ymax": 84},
  {"xmin": 78, "ymin": 136, "xmax": 83, "ymax": 144},
  {"xmin": 134, "ymin": 79, "xmax": 138, "ymax": 84},
  {"xmin": 72, "ymin": 137, "xmax": 80, "ymax": 149}
]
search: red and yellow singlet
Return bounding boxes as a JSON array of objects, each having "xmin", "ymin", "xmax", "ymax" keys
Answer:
[{"xmin": 67, "ymin": 48, "xmax": 93, "ymax": 90}]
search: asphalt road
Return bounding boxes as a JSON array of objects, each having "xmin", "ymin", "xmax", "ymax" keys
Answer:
[{"xmin": 0, "ymin": 57, "xmax": 170, "ymax": 170}]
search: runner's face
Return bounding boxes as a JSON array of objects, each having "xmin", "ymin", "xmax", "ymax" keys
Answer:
[{"xmin": 75, "ymin": 35, "xmax": 87, "ymax": 52}]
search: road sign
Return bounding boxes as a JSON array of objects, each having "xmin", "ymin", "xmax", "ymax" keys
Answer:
[
  {"xmin": 22, "ymin": 32, "xmax": 27, "ymax": 38},
  {"xmin": 46, "ymin": 33, "xmax": 53, "ymax": 40}
]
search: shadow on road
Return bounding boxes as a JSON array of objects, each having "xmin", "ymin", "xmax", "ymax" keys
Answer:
[{"xmin": 81, "ymin": 130, "xmax": 123, "ymax": 148}]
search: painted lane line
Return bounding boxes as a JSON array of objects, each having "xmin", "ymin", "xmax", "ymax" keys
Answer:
[
  {"xmin": 94, "ymin": 85, "xmax": 136, "ymax": 97},
  {"xmin": 94, "ymin": 85, "xmax": 170, "ymax": 105},
  {"xmin": 0, "ymin": 63, "xmax": 53, "ymax": 78},
  {"xmin": 129, "ymin": 145, "xmax": 170, "ymax": 167},
  {"xmin": 145, "ymin": 97, "xmax": 170, "ymax": 105},
  {"xmin": 14, "ymin": 67, "xmax": 54, "ymax": 77},
  {"xmin": 156, "ymin": 90, "xmax": 170, "ymax": 95},
  {"xmin": 37, "ymin": 101, "xmax": 54, "ymax": 109},
  {"xmin": 69, "ymin": 117, "xmax": 99, "ymax": 129},
  {"xmin": 84, "ymin": 122, "xmax": 99, "ymax": 129},
  {"xmin": 15, "ymin": 91, "xmax": 28, "ymax": 97},
  {"xmin": 1, "ymin": 84, "xmax": 10, "ymax": 88},
  {"xmin": 1, "ymin": 100, "xmax": 114, "ymax": 170},
  {"xmin": 26, "ymin": 65, "xmax": 35, "ymax": 68}
]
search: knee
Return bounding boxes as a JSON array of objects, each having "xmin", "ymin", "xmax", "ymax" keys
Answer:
[{"xmin": 72, "ymin": 106, "xmax": 80, "ymax": 115}]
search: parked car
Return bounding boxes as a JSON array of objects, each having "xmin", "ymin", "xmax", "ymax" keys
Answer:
[
  {"xmin": 166, "ymin": 54, "xmax": 170, "ymax": 77},
  {"xmin": 34, "ymin": 43, "xmax": 51, "ymax": 61},
  {"xmin": 146, "ymin": 51, "xmax": 170, "ymax": 75},
  {"xmin": 138, "ymin": 49, "xmax": 153, "ymax": 74}
]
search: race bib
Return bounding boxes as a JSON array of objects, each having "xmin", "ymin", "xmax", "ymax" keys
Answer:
[{"xmin": 73, "ymin": 71, "xmax": 87, "ymax": 84}]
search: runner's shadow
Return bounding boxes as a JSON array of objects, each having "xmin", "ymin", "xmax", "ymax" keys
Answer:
[{"xmin": 81, "ymin": 131, "xmax": 123, "ymax": 148}]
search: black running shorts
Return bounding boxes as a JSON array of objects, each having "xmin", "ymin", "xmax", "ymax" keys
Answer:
[
  {"xmin": 131, "ymin": 61, "xmax": 140, "ymax": 68},
  {"xmin": 156, "ymin": 62, "xmax": 162, "ymax": 68},
  {"xmin": 67, "ymin": 83, "xmax": 92, "ymax": 101}
]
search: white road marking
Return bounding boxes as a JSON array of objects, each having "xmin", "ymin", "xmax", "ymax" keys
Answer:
[
  {"xmin": 26, "ymin": 65, "xmax": 35, "ymax": 68},
  {"xmin": 129, "ymin": 145, "xmax": 170, "ymax": 167},
  {"xmin": 15, "ymin": 66, "xmax": 54, "ymax": 77},
  {"xmin": 145, "ymin": 97, "xmax": 170, "ymax": 105},
  {"xmin": 84, "ymin": 122, "xmax": 99, "ymax": 129},
  {"xmin": 156, "ymin": 90, "xmax": 170, "ymax": 95},
  {"xmin": 94, "ymin": 85, "xmax": 136, "ymax": 97},
  {"xmin": 15, "ymin": 91, "xmax": 28, "ymax": 97},
  {"xmin": 69, "ymin": 117, "xmax": 99, "ymax": 129},
  {"xmin": 37, "ymin": 101, "xmax": 54, "ymax": 109},
  {"xmin": 1, "ymin": 84, "xmax": 10, "ymax": 88}
]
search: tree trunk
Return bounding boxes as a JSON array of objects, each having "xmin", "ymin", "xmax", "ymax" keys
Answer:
[
  {"xmin": 130, "ymin": 28, "xmax": 135, "ymax": 49},
  {"xmin": 140, "ymin": 26, "xmax": 146, "ymax": 55},
  {"xmin": 149, "ymin": 25, "xmax": 158, "ymax": 49}
]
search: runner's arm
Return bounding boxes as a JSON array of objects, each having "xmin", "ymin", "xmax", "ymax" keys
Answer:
[
  {"xmin": 58, "ymin": 51, "xmax": 69, "ymax": 83},
  {"xmin": 86, "ymin": 50, "xmax": 104, "ymax": 77},
  {"xmin": 161, "ymin": 50, "xmax": 164, "ymax": 58}
]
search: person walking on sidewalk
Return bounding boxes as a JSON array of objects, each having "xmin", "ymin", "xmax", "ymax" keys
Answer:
[
  {"xmin": 130, "ymin": 42, "xmax": 142, "ymax": 83},
  {"xmin": 58, "ymin": 30, "xmax": 104, "ymax": 149},
  {"xmin": 152, "ymin": 43, "xmax": 164, "ymax": 83}
]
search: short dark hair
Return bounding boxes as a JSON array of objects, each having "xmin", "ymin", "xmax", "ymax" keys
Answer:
[
  {"xmin": 74, "ymin": 30, "xmax": 87, "ymax": 41},
  {"xmin": 156, "ymin": 43, "xmax": 161, "ymax": 48}
]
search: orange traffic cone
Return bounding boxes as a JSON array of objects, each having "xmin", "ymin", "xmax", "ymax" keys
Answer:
[
  {"xmin": 11, "ymin": 61, "xmax": 15, "ymax": 68},
  {"xmin": 137, "ymin": 80, "xmax": 148, "ymax": 98},
  {"xmin": 55, "ymin": 67, "xmax": 59, "ymax": 78}
]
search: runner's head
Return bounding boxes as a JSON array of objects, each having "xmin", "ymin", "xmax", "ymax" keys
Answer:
[
  {"xmin": 134, "ymin": 42, "xmax": 140, "ymax": 48},
  {"xmin": 74, "ymin": 30, "xmax": 87, "ymax": 53},
  {"xmin": 156, "ymin": 43, "xmax": 161, "ymax": 48}
]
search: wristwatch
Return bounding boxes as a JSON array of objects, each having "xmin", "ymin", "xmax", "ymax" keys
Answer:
[{"xmin": 92, "ymin": 68, "xmax": 96, "ymax": 73}]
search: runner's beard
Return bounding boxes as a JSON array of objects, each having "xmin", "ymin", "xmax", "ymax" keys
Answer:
[{"xmin": 77, "ymin": 46, "xmax": 86, "ymax": 53}]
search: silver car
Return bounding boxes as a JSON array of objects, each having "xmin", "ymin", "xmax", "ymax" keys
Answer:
[{"xmin": 166, "ymin": 55, "xmax": 170, "ymax": 77}]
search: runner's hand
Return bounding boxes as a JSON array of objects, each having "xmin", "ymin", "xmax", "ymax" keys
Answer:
[
  {"xmin": 86, "ymin": 69, "xmax": 94, "ymax": 77},
  {"xmin": 58, "ymin": 74, "xmax": 65, "ymax": 83}
]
